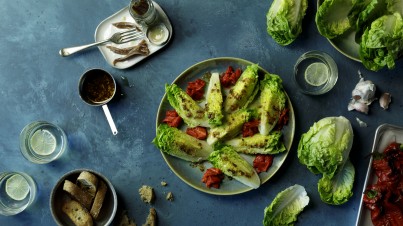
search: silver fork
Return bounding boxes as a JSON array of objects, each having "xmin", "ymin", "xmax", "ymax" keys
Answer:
[{"xmin": 59, "ymin": 28, "xmax": 144, "ymax": 57}]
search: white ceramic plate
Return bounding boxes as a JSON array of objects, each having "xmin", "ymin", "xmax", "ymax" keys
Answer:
[
  {"xmin": 355, "ymin": 124, "xmax": 403, "ymax": 226},
  {"xmin": 155, "ymin": 57, "xmax": 295, "ymax": 195},
  {"xmin": 317, "ymin": 0, "xmax": 361, "ymax": 62},
  {"xmin": 95, "ymin": 2, "xmax": 173, "ymax": 69}
]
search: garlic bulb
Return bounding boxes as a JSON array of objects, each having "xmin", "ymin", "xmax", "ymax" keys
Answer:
[
  {"xmin": 351, "ymin": 77, "xmax": 376, "ymax": 104},
  {"xmin": 348, "ymin": 72, "xmax": 377, "ymax": 114}
]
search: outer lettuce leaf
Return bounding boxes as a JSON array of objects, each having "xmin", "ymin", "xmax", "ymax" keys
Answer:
[
  {"xmin": 315, "ymin": 0, "xmax": 357, "ymax": 39},
  {"xmin": 318, "ymin": 159, "xmax": 355, "ymax": 205},
  {"xmin": 263, "ymin": 184, "xmax": 310, "ymax": 226},
  {"xmin": 297, "ymin": 116, "xmax": 353, "ymax": 177},
  {"xmin": 387, "ymin": 0, "xmax": 403, "ymax": 15},
  {"xmin": 359, "ymin": 13, "xmax": 403, "ymax": 71},
  {"xmin": 266, "ymin": 0, "xmax": 308, "ymax": 45}
]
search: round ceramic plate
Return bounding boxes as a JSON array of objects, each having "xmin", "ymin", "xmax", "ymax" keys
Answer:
[
  {"xmin": 317, "ymin": 0, "xmax": 361, "ymax": 62},
  {"xmin": 155, "ymin": 57, "xmax": 295, "ymax": 195}
]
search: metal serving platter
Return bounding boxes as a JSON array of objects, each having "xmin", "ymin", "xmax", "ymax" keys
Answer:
[{"xmin": 355, "ymin": 124, "xmax": 403, "ymax": 226}]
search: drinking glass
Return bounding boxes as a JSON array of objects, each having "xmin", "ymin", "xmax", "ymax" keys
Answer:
[
  {"xmin": 20, "ymin": 121, "xmax": 68, "ymax": 164},
  {"xmin": 0, "ymin": 172, "xmax": 37, "ymax": 216}
]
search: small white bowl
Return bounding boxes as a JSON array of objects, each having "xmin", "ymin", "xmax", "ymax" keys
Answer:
[{"xmin": 50, "ymin": 169, "xmax": 117, "ymax": 226}]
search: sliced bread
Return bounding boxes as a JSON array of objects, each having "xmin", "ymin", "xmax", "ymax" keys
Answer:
[
  {"xmin": 90, "ymin": 180, "xmax": 108, "ymax": 219},
  {"xmin": 77, "ymin": 171, "xmax": 99, "ymax": 197},
  {"xmin": 62, "ymin": 199, "xmax": 93, "ymax": 226},
  {"xmin": 63, "ymin": 180, "xmax": 93, "ymax": 210}
]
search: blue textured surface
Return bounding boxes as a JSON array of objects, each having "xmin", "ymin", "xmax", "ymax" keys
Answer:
[{"xmin": 1, "ymin": 0, "xmax": 403, "ymax": 225}]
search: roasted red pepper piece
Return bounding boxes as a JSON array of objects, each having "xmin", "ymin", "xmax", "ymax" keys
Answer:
[
  {"xmin": 242, "ymin": 119, "xmax": 260, "ymax": 137},
  {"xmin": 186, "ymin": 126, "xmax": 207, "ymax": 140},
  {"xmin": 220, "ymin": 66, "xmax": 242, "ymax": 88},
  {"xmin": 202, "ymin": 168, "xmax": 224, "ymax": 189},
  {"xmin": 186, "ymin": 79, "xmax": 206, "ymax": 100},
  {"xmin": 253, "ymin": 154, "xmax": 274, "ymax": 173},
  {"xmin": 162, "ymin": 110, "xmax": 182, "ymax": 127},
  {"xmin": 275, "ymin": 108, "xmax": 290, "ymax": 130}
]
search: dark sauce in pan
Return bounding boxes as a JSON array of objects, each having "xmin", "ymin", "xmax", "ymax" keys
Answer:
[{"xmin": 82, "ymin": 71, "xmax": 115, "ymax": 103}]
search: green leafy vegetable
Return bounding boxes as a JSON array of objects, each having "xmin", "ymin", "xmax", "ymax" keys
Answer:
[
  {"xmin": 208, "ymin": 145, "xmax": 260, "ymax": 188},
  {"xmin": 263, "ymin": 184, "xmax": 310, "ymax": 226},
  {"xmin": 224, "ymin": 132, "xmax": 286, "ymax": 155},
  {"xmin": 205, "ymin": 72, "xmax": 224, "ymax": 127},
  {"xmin": 315, "ymin": 0, "xmax": 357, "ymax": 39},
  {"xmin": 297, "ymin": 116, "xmax": 353, "ymax": 177},
  {"xmin": 207, "ymin": 109, "xmax": 255, "ymax": 145},
  {"xmin": 153, "ymin": 124, "xmax": 213, "ymax": 162},
  {"xmin": 165, "ymin": 83, "xmax": 209, "ymax": 127},
  {"xmin": 266, "ymin": 0, "xmax": 308, "ymax": 45},
  {"xmin": 223, "ymin": 64, "xmax": 259, "ymax": 113},
  {"xmin": 359, "ymin": 13, "xmax": 403, "ymax": 71},
  {"xmin": 355, "ymin": 0, "xmax": 388, "ymax": 42},
  {"xmin": 318, "ymin": 159, "xmax": 355, "ymax": 205},
  {"xmin": 258, "ymin": 73, "xmax": 287, "ymax": 136}
]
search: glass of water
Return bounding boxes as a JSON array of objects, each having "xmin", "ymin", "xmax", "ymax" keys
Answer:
[
  {"xmin": 19, "ymin": 121, "xmax": 68, "ymax": 164},
  {"xmin": 0, "ymin": 172, "xmax": 37, "ymax": 216}
]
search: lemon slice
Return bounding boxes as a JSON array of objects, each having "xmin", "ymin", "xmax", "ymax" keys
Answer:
[
  {"xmin": 30, "ymin": 129, "xmax": 56, "ymax": 155},
  {"xmin": 6, "ymin": 174, "xmax": 30, "ymax": 201},
  {"xmin": 304, "ymin": 62, "xmax": 329, "ymax": 86}
]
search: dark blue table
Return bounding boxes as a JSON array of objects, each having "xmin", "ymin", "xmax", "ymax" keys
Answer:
[{"xmin": 1, "ymin": 0, "xmax": 402, "ymax": 225}]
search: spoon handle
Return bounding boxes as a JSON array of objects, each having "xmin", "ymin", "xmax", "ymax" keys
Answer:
[{"xmin": 102, "ymin": 105, "xmax": 118, "ymax": 135}]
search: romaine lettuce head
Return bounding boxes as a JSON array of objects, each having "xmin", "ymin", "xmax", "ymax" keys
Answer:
[
  {"xmin": 315, "ymin": 0, "xmax": 358, "ymax": 39},
  {"xmin": 153, "ymin": 124, "xmax": 213, "ymax": 162},
  {"xmin": 263, "ymin": 184, "xmax": 310, "ymax": 226},
  {"xmin": 318, "ymin": 159, "xmax": 355, "ymax": 205},
  {"xmin": 208, "ymin": 145, "xmax": 260, "ymax": 188},
  {"xmin": 297, "ymin": 116, "xmax": 353, "ymax": 177},
  {"xmin": 266, "ymin": 0, "xmax": 308, "ymax": 46},
  {"xmin": 359, "ymin": 13, "xmax": 403, "ymax": 71}
]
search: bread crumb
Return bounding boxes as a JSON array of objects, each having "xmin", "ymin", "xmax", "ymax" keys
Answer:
[
  {"xmin": 117, "ymin": 211, "xmax": 137, "ymax": 226},
  {"xmin": 139, "ymin": 185, "xmax": 155, "ymax": 204},
  {"xmin": 160, "ymin": 181, "xmax": 167, "ymax": 186},
  {"xmin": 142, "ymin": 208, "xmax": 157, "ymax": 226},
  {"xmin": 166, "ymin": 192, "xmax": 174, "ymax": 202}
]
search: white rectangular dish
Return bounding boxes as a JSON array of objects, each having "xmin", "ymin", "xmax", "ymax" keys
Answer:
[{"xmin": 95, "ymin": 1, "xmax": 172, "ymax": 69}]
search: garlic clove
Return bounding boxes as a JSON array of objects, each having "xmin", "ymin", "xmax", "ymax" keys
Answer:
[
  {"xmin": 379, "ymin": 93, "xmax": 392, "ymax": 110},
  {"xmin": 348, "ymin": 100, "xmax": 369, "ymax": 114}
]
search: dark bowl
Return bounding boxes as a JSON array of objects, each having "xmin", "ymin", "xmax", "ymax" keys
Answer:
[{"xmin": 50, "ymin": 169, "xmax": 117, "ymax": 226}]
